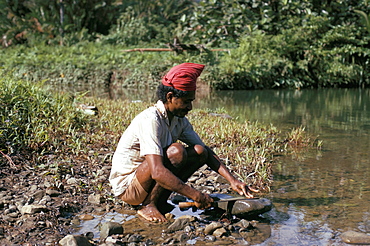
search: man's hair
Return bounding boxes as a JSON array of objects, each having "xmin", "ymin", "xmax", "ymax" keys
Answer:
[{"xmin": 156, "ymin": 84, "xmax": 191, "ymax": 103}]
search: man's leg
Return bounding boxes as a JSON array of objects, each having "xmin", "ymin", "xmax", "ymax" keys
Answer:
[{"xmin": 134, "ymin": 143, "xmax": 207, "ymax": 222}]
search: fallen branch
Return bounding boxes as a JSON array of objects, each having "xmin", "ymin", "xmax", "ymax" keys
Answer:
[
  {"xmin": 122, "ymin": 48, "xmax": 230, "ymax": 53},
  {"xmin": 122, "ymin": 48, "xmax": 173, "ymax": 52}
]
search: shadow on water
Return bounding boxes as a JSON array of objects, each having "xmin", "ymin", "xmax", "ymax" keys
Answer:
[{"xmin": 271, "ymin": 197, "xmax": 341, "ymax": 207}]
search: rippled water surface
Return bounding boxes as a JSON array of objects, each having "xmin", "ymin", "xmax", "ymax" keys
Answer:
[{"xmin": 66, "ymin": 85, "xmax": 370, "ymax": 245}]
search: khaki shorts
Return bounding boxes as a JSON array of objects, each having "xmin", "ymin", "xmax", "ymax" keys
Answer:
[{"xmin": 118, "ymin": 176, "xmax": 148, "ymax": 205}]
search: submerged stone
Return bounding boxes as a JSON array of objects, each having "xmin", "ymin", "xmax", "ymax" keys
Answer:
[
  {"xmin": 340, "ymin": 230, "xmax": 370, "ymax": 245},
  {"xmin": 99, "ymin": 221, "xmax": 124, "ymax": 241}
]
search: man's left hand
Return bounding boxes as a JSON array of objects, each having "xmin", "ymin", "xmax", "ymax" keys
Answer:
[{"xmin": 231, "ymin": 179, "xmax": 259, "ymax": 198}]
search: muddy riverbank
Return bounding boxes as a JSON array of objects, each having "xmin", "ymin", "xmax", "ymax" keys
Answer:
[{"xmin": 0, "ymin": 152, "xmax": 271, "ymax": 245}]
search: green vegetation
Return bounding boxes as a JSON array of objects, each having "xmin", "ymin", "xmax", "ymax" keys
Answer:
[
  {"xmin": 0, "ymin": 72, "xmax": 316, "ymax": 190},
  {"xmin": 0, "ymin": 71, "xmax": 89, "ymax": 155},
  {"xmin": 0, "ymin": 0, "xmax": 370, "ymax": 89}
]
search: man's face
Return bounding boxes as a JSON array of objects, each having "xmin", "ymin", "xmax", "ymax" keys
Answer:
[{"xmin": 167, "ymin": 91, "xmax": 196, "ymax": 118}]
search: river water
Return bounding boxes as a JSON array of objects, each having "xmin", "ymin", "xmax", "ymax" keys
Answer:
[
  {"xmin": 194, "ymin": 88, "xmax": 370, "ymax": 245},
  {"xmin": 68, "ymin": 85, "xmax": 370, "ymax": 245}
]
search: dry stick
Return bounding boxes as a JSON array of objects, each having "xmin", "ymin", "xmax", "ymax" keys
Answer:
[
  {"xmin": 121, "ymin": 48, "xmax": 230, "ymax": 52},
  {"xmin": 0, "ymin": 150, "xmax": 15, "ymax": 168}
]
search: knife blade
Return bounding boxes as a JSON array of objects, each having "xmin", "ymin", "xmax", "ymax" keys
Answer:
[{"xmin": 178, "ymin": 196, "xmax": 258, "ymax": 209}]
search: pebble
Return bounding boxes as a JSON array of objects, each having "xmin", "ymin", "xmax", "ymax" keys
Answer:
[
  {"xmin": 88, "ymin": 194, "xmax": 103, "ymax": 205},
  {"xmin": 167, "ymin": 217, "xmax": 191, "ymax": 232},
  {"xmin": 79, "ymin": 214, "xmax": 95, "ymax": 220},
  {"xmin": 59, "ymin": 235, "xmax": 92, "ymax": 246},
  {"xmin": 213, "ymin": 227, "xmax": 227, "ymax": 237},
  {"xmin": 99, "ymin": 222, "xmax": 124, "ymax": 241},
  {"xmin": 21, "ymin": 204, "xmax": 48, "ymax": 214},
  {"xmin": 340, "ymin": 230, "xmax": 370, "ymax": 245},
  {"xmin": 204, "ymin": 222, "xmax": 223, "ymax": 235}
]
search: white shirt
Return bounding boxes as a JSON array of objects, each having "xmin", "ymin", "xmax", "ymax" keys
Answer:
[{"xmin": 109, "ymin": 100, "xmax": 204, "ymax": 196}]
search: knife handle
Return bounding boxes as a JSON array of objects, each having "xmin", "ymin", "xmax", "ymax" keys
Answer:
[{"xmin": 178, "ymin": 202, "xmax": 196, "ymax": 209}]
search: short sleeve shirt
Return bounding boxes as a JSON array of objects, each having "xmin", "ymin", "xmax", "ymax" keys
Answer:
[{"xmin": 109, "ymin": 100, "xmax": 204, "ymax": 196}]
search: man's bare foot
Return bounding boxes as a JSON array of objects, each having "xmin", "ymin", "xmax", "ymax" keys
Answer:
[{"xmin": 137, "ymin": 204, "xmax": 167, "ymax": 223}]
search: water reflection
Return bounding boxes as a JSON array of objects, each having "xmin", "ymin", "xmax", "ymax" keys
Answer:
[{"xmin": 57, "ymin": 84, "xmax": 370, "ymax": 245}]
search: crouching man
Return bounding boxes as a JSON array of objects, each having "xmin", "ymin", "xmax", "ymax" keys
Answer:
[{"xmin": 109, "ymin": 63, "xmax": 257, "ymax": 222}]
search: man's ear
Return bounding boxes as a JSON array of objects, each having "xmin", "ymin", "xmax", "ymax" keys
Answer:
[{"xmin": 166, "ymin": 92, "xmax": 174, "ymax": 102}]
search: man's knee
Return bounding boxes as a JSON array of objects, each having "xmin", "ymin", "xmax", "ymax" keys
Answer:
[
  {"xmin": 166, "ymin": 143, "xmax": 187, "ymax": 166},
  {"xmin": 194, "ymin": 144, "xmax": 208, "ymax": 163}
]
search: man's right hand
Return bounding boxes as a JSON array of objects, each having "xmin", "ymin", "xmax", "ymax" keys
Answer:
[{"xmin": 194, "ymin": 192, "xmax": 214, "ymax": 209}]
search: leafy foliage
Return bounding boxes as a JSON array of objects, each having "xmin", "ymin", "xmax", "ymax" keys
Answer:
[
  {"xmin": 0, "ymin": 0, "xmax": 120, "ymax": 45},
  {"xmin": 213, "ymin": 16, "xmax": 370, "ymax": 89},
  {"xmin": 1, "ymin": 0, "xmax": 370, "ymax": 89}
]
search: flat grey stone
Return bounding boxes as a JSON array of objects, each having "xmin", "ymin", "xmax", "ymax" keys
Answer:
[{"xmin": 211, "ymin": 194, "xmax": 272, "ymax": 218}]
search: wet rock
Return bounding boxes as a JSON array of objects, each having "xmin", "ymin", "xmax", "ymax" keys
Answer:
[
  {"xmin": 59, "ymin": 234, "xmax": 92, "ymax": 246},
  {"xmin": 71, "ymin": 217, "xmax": 81, "ymax": 227},
  {"xmin": 162, "ymin": 237, "xmax": 176, "ymax": 244},
  {"xmin": 204, "ymin": 222, "xmax": 223, "ymax": 235},
  {"xmin": 100, "ymin": 222, "xmax": 124, "ymax": 241},
  {"xmin": 234, "ymin": 219, "xmax": 251, "ymax": 228},
  {"xmin": 205, "ymin": 235, "xmax": 216, "ymax": 242},
  {"xmin": 239, "ymin": 222, "xmax": 271, "ymax": 244},
  {"xmin": 167, "ymin": 216, "xmax": 191, "ymax": 232},
  {"xmin": 196, "ymin": 227, "xmax": 204, "ymax": 235},
  {"xmin": 85, "ymin": 232, "xmax": 94, "ymax": 240},
  {"xmin": 177, "ymin": 233, "xmax": 189, "ymax": 242},
  {"xmin": 184, "ymin": 225, "xmax": 193, "ymax": 233},
  {"xmin": 213, "ymin": 227, "xmax": 227, "ymax": 237},
  {"xmin": 128, "ymin": 233, "xmax": 143, "ymax": 242},
  {"xmin": 340, "ymin": 230, "xmax": 370, "ymax": 245},
  {"xmin": 215, "ymin": 196, "xmax": 272, "ymax": 218},
  {"xmin": 105, "ymin": 236, "xmax": 119, "ymax": 244},
  {"xmin": 165, "ymin": 213, "xmax": 174, "ymax": 220},
  {"xmin": 21, "ymin": 204, "xmax": 48, "ymax": 214}
]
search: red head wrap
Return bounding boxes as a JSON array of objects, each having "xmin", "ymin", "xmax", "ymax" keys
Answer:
[{"xmin": 162, "ymin": 63, "xmax": 205, "ymax": 91}]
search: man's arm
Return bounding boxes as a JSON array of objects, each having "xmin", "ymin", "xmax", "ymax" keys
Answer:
[
  {"xmin": 204, "ymin": 146, "xmax": 258, "ymax": 198},
  {"xmin": 145, "ymin": 154, "xmax": 213, "ymax": 208}
]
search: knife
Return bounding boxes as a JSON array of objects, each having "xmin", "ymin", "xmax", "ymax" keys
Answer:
[{"xmin": 178, "ymin": 196, "xmax": 258, "ymax": 209}]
